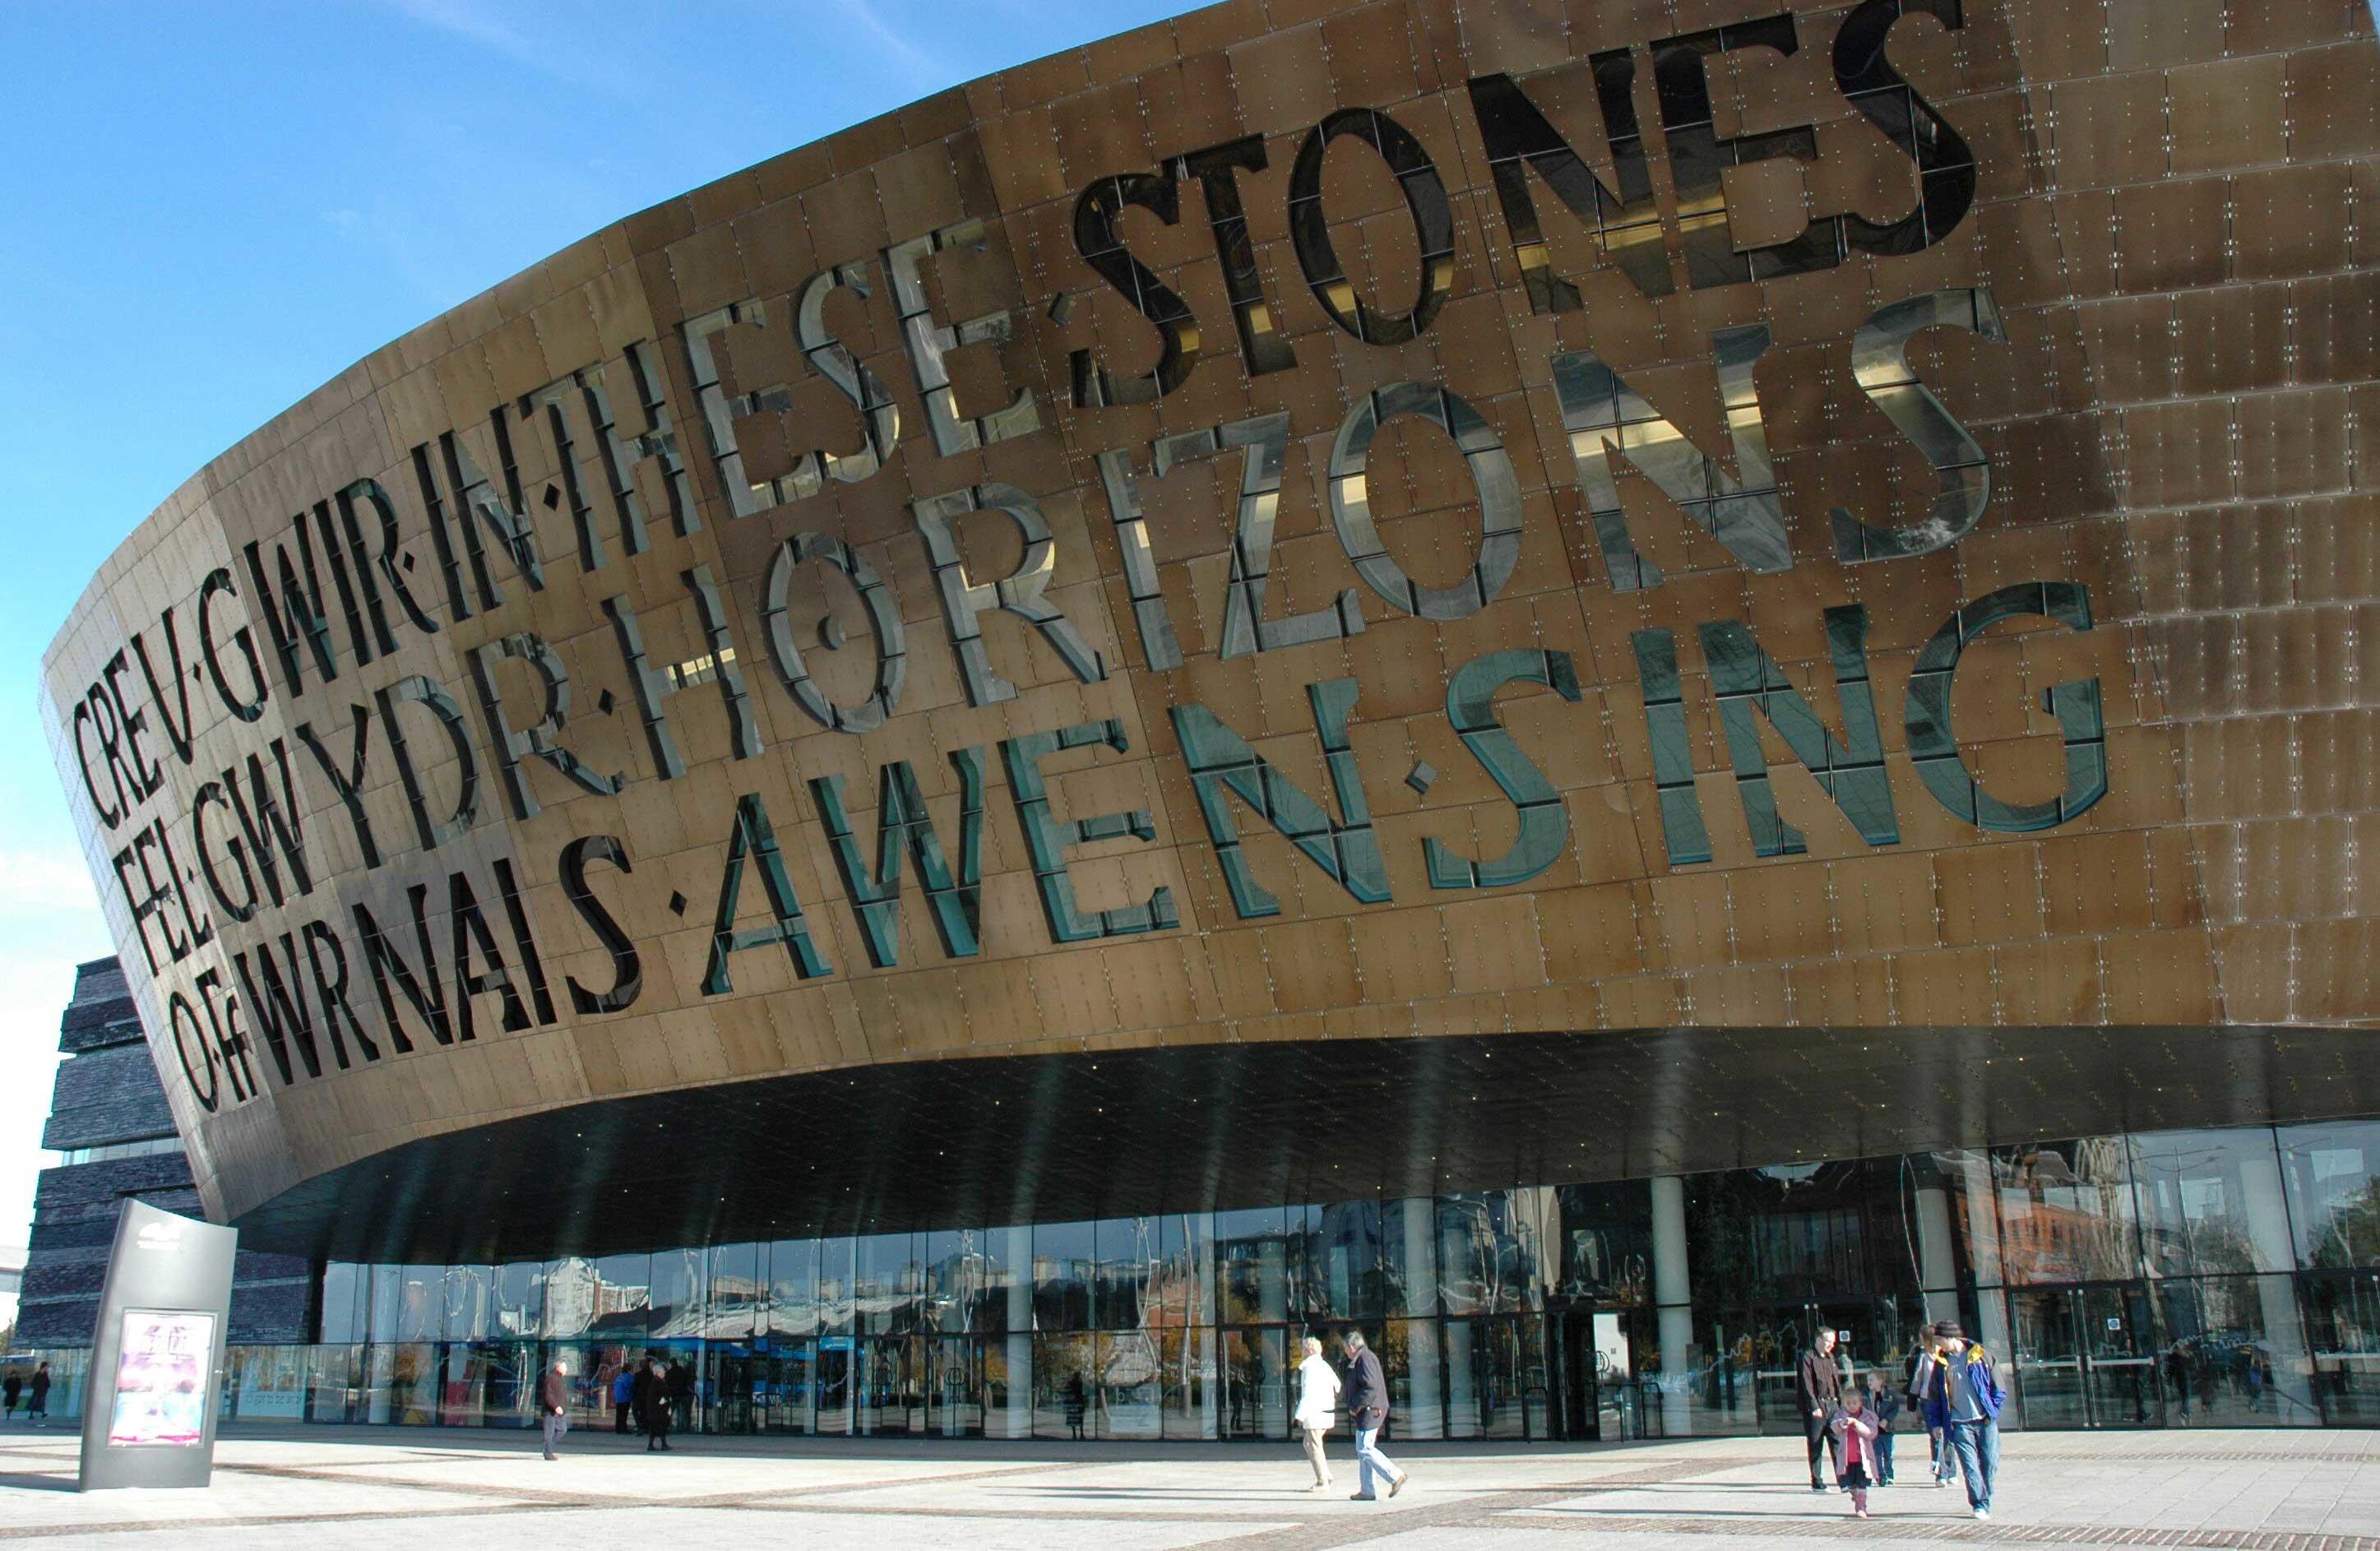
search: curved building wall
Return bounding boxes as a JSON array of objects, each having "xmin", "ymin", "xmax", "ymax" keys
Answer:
[{"xmin": 38, "ymin": 0, "xmax": 2378, "ymax": 1256}]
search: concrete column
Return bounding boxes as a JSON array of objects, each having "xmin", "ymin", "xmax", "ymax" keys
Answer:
[
  {"xmin": 1651, "ymin": 1176, "xmax": 1694, "ymax": 1438},
  {"xmin": 1955, "ymin": 1151, "xmax": 2017, "ymax": 1429},
  {"xmin": 1002, "ymin": 1226, "xmax": 1034, "ymax": 1439},
  {"xmin": 2237, "ymin": 1150, "xmax": 2317, "ymax": 1426},
  {"xmin": 1916, "ymin": 1178, "xmax": 1960, "ymax": 1326}
]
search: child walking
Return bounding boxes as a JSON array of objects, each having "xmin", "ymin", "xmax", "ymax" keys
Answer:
[
  {"xmin": 1868, "ymin": 1371, "xmax": 1901, "ymax": 1485},
  {"xmin": 1828, "ymin": 1387, "xmax": 1882, "ymax": 1519}
]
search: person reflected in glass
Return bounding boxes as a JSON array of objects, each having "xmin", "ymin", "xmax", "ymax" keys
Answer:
[
  {"xmin": 1340, "ymin": 1331, "xmax": 1408, "ymax": 1502},
  {"xmin": 1292, "ymin": 1336, "xmax": 1340, "ymax": 1493},
  {"xmin": 1063, "ymin": 1371, "xmax": 1088, "ymax": 1440},
  {"xmin": 667, "ymin": 1357, "xmax": 692, "ymax": 1433}
]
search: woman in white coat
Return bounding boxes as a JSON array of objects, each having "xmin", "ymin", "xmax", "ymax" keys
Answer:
[{"xmin": 1293, "ymin": 1335, "xmax": 1342, "ymax": 1490}]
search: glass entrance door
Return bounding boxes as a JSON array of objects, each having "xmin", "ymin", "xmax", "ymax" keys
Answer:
[{"xmin": 2010, "ymin": 1283, "xmax": 2160, "ymax": 1428}]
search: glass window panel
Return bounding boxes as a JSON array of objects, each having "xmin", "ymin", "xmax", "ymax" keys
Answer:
[
  {"xmin": 2280, "ymin": 1120, "xmax": 2380, "ymax": 1270},
  {"xmin": 319, "ymin": 1263, "xmax": 362, "ymax": 1344},
  {"xmin": 1034, "ymin": 1221, "xmax": 1096, "ymax": 1333},
  {"xmin": 368, "ymin": 1340, "xmax": 438, "ymax": 1424},
  {"xmin": 922, "ymin": 1229, "xmax": 989, "ymax": 1333},
  {"xmin": 491, "ymin": 1262, "xmax": 544, "ymax": 1338},
  {"xmin": 1096, "ymin": 1218, "xmax": 1154, "ymax": 1331},
  {"xmin": 1158, "ymin": 1212, "xmax": 1215, "ymax": 1328},
  {"xmin": 588, "ymin": 1253, "xmax": 653, "ymax": 1340},
  {"xmin": 1035, "ymin": 1331, "xmax": 1098, "ymax": 1438},
  {"xmin": 1389, "ymin": 1317, "xmax": 1444, "ymax": 1438},
  {"xmin": 395, "ymin": 1266, "xmax": 441, "ymax": 1342},
  {"xmin": 707, "ymin": 1243, "xmax": 762, "ymax": 1340},
  {"xmin": 1992, "ymin": 1139, "xmax": 2145, "ymax": 1285},
  {"xmin": 2133, "ymin": 1129, "xmax": 2291, "ymax": 1276},
  {"xmin": 1159, "ymin": 1324, "xmax": 1219, "ymax": 1438},
  {"xmin": 1099, "ymin": 1330, "xmax": 1163, "ymax": 1439},
  {"xmin": 442, "ymin": 1266, "xmax": 492, "ymax": 1341},
  {"xmin": 1550, "ymin": 1182, "xmax": 1651, "ymax": 1305},
  {"xmin": 1383, "ymin": 1197, "xmax": 1438, "ymax": 1316},
  {"xmin": 1297, "ymin": 1200, "xmax": 1383, "ymax": 1320},
  {"xmin": 817, "ymin": 1238, "xmax": 857, "ymax": 1338},
  {"xmin": 2152, "ymin": 1273, "xmax": 2300, "ymax": 1428},
  {"xmin": 543, "ymin": 1257, "xmax": 597, "ymax": 1338},
  {"xmin": 1215, "ymin": 1207, "xmax": 1290, "ymax": 1326},
  {"xmin": 228, "ymin": 1345, "xmax": 308, "ymax": 1422},
  {"xmin": 304, "ymin": 1344, "xmax": 363, "ymax": 1423},
  {"xmin": 1219, "ymin": 1326, "xmax": 1287, "ymax": 1439},
  {"xmin": 855, "ymin": 1233, "xmax": 921, "ymax": 1335},
  {"xmin": 769, "ymin": 1239, "xmax": 820, "ymax": 1337},
  {"xmin": 648, "ymin": 1248, "xmax": 706, "ymax": 1338},
  {"xmin": 2301, "ymin": 1270, "xmax": 2380, "ymax": 1424}
]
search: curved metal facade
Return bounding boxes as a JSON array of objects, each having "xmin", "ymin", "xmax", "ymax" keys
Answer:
[{"xmin": 39, "ymin": 0, "xmax": 2378, "ymax": 1260}]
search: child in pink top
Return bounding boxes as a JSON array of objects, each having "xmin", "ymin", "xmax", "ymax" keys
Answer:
[{"xmin": 1828, "ymin": 1388, "xmax": 1881, "ymax": 1518}]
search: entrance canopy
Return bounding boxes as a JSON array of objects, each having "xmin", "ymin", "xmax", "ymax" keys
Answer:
[{"xmin": 231, "ymin": 1024, "xmax": 2374, "ymax": 1266}]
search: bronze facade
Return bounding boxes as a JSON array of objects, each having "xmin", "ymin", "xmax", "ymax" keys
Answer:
[{"xmin": 39, "ymin": 0, "xmax": 2378, "ymax": 1255}]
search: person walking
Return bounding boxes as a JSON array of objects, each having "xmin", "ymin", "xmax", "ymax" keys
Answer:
[
  {"xmin": 538, "ymin": 1360, "xmax": 571, "ymax": 1460},
  {"xmin": 1868, "ymin": 1371, "xmax": 1901, "ymax": 1485},
  {"xmin": 1929, "ymin": 1320, "xmax": 2003, "ymax": 1521},
  {"xmin": 1340, "ymin": 1331, "xmax": 1408, "ymax": 1502},
  {"xmin": 1827, "ymin": 1387, "xmax": 1881, "ymax": 1519},
  {"xmin": 637, "ymin": 1357, "xmax": 673, "ymax": 1451},
  {"xmin": 27, "ymin": 1363, "xmax": 49, "ymax": 1428},
  {"xmin": 612, "ymin": 1363, "xmax": 636, "ymax": 1433},
  {"xmin": 2, "ymin": 1371, "xmax": 20, "ymax": 1420},
  {"xmin": 666, "ymin": 1357, "xmax": 692, "ymax": 1433},
  {"xmin": 1291, "ymin": 1336, "xmax": 1341, "ymax": 1492},
  {"xmin": 1795, "ymin": 1329, "xmax": 1842, "ymax": 1492},
  {"xmin": 1910, "ymin": 1332, "xmax": 1960, "ymax": 1489}
]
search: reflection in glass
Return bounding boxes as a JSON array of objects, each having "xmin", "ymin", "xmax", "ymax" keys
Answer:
[
  {"xmin": 2280, "ymin": 1121, "xmax": 2380, "ymax": 1270},
  {"xmin": 1993, "ymin": 1141, "xmax": 2145, "ymax": 1285}
]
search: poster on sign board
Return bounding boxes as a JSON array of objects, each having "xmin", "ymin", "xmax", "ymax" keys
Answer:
[{"xmin": 106, "ymin": 1311, "xmax": 214, "ymax": 1447}]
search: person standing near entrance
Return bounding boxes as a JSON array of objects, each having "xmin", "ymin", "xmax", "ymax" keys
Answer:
[
  {"xmin": 2, "ymin": 1370, "xmax": 20, "ymax": 1420},
  {"xmin": 666, "ymin": 1357, "xmax": 692, "ymax": 1433},
  {"xmin": 1926, "ymin": 1320, "xmax": 2003, "ymax": 1521},
  {"xmin": 27, "ymin": 1363, "xmax": 49, "ymax": 1428},
  {"xmin": 612, "ymin": 1363, "xmax": 636, "ymax": 1433},
  {"xmin": 1795, "ymin": 1329, "xmax": 1842, "ymax": 1492},
  {"xmin": 1340, "ymin": 1331, "xmax": 1409, "ymax": 1502},
  {"xmin": 638, "ymin": 1357, "xmax": 674, "ymax": 1451},
  {"xmin": 538, "ymin": 1360, "xmax": 571, "ymax": 1460},
  {"xmin": 1292, "ymin": 1336, "xmax": 1341, "ymax": 1492}
]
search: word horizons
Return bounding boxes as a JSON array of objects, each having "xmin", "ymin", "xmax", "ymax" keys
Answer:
[{"xmin": 61, "ymin": 0, "xmax": 2110, "ymax": 1118}]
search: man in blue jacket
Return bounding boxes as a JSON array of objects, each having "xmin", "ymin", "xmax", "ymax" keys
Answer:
[{"xmin": 1918, "ymin": 1320, "xmax": 2004, "ymax": 1521}]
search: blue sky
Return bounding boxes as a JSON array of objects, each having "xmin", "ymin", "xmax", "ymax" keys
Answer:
[{"xmin": 0, "ymin": 0, "xmax": 1186, "ymax": 1287}]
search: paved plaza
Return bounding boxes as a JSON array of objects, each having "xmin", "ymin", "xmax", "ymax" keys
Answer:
[{"xmin": 0, "ymin": 1425, "xmax": 2373, "ymax": 1549}]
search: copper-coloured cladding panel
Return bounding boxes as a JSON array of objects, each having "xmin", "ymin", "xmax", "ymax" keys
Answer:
[{"xmin": 231, "ymin": 1023, "xmax": 2378, "ymax": 1265}]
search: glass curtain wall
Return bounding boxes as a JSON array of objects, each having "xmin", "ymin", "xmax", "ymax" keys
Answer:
[{"xmin": 41, "ymin": 1119, "xmax": 2380, "ymax": 1435}]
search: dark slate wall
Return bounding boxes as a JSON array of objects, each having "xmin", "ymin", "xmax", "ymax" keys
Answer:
[
  {"xmin": 21, "ymin": 958, "xmax": 315, "ymax": 1348},
  {"xmin": 40, "ymin": 1043, "xmax": 175, "ymax": 1151}
]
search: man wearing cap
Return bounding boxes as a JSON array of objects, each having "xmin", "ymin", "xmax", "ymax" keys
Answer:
[{"xmin": 1919, "ymin": 1320, "xmax": 2003, "ymax": 1521}]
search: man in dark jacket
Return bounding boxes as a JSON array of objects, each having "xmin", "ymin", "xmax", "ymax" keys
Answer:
[
  {"xmin": 1340, "ymin": 1331, "xmax": 1408, "ymax": 1501},
  {"xmin": 637, "ymin": 1356, "xmax": 673, "ymax": 1451},
  {"xmin": 1794, "ymin": 1328, "xmax": 1842, "ymax": 1491},
  {"xmin": 28, "ymin": 1363, "xmax": 50, "ymax": 1428},
  {"xmin": 538, "ymin": 1360, "xmax": 571, "ymax": 1460}
]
